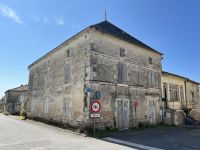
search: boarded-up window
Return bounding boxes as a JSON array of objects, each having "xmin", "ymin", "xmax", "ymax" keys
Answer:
[
  {"xmin": 155, "ymin": 73, "xmax": 159, "ymax": 88},
  {"xmin": 117, "ymin": 63, "xmax": 127, "ymax": 84},
  {"xmin": 147, "ymin": 71, "xmax": 157, "ymax": 88},
  {"xmin": 130, "ymin": 69, "xmax": 138, "ymax": 85},
  {"xmin": 139, "ymin": 69, "xmax": 146, "ymax": 86},
  {"xmin": 64, "ymin": 64, "xmax": 70, "ymax": 84}
]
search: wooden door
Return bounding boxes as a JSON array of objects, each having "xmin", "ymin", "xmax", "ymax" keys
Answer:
[
  {"xmin": 148, "ymin": 99, "xmax": 157, "ymax": 124},
  {"xmin": 116, "ymin": 99, "xmax": 129, "ymax": 129}
]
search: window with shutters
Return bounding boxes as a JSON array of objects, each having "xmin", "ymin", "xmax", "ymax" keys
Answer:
[
  {"xmin": 169, "ymin": 84, "xmax": 179, "ymax": 101},
  {"xmin": 147, "ymin": 71, "xmax": 156, "ymax": 87},
  {"xmin": 117, "ymin": 63, "xmax": 127, "ymax": 84},
  {"xmin": 64, "ymin": 64, "xmax": 71, "ymax": 84}
]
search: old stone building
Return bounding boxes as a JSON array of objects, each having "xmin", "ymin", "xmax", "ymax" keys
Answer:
[
  {"xmin": 27, "ymin": 20, "xmax": 163, "ymax": 129},
  {"xmin": 4, "ymin": 85, "xmax": 28, "ymax": 115},
  {"xmin": 161, "ymin": 71, "xmax": 200, "ymax": 125},
  {"xmin": 0, "ymin": 97, "xmax": 5, "ymax": 113}
]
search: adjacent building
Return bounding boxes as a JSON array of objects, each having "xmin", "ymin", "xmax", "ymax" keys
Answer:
[
  {"xmin": 161, "ymin": 71, "xmax": 200, "ymax": 110},
  {"xmin": 27, "ymin": 20, "xmax": 163, "ymax": 130},
  {"xmin": 0, "ymin": 97, "xmax": 5, "ymax": 113},
  {"xmin": 161, "ymin": 71, "xmax": 200, "ymax": 125},
  {"xmin": 4, "ymin": 85, "xmax": 28, "ymax": 115}
]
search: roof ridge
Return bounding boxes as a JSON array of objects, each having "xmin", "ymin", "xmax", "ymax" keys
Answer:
[{"xmin": 90, "ymin": 20, "xmax": 163, "ymax": 55}]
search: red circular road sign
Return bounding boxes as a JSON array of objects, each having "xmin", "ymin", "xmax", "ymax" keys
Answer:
[{"xmin": 90, "ymin": 100, "xmax": 101, "ymax": 113}]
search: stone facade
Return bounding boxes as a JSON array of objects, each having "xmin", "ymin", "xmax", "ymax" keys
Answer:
[
  {"xmin": 161, "ymin": 71, "xmax": 200, "ymax": 125},
  {"xmin": 27, "ymin": 21, "xmax": 162, "ymax": 129},
  {"xmin": 161, "ymin": 71, "xmax": 200, "ymax": 110},
  {"xmin": 86, "ymin": 29, "xmax": 162, "ymax": 129},
  {"xmin": 4, "ymin": 85, "xmax": 28, "ymax": 115},
  {"xmin": 0, "ymin": 97, "xmax": 5, "ymax": 113}
]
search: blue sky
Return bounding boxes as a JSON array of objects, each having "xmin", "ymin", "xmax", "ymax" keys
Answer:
[{"xmin": 0, "ymin": 0, "xmax": 200, "ymax": 97}]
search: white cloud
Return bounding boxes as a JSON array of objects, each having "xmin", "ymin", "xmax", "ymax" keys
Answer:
[
  {"xmin": 0, "ymin": 4, "xmax": 23, "ymax": 25},
  {"xmin": 55, "ymin": 16, "xmax": 64, "ymax": 26}
]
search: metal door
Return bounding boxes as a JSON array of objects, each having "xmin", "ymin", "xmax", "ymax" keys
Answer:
[{"xmin": 116, "ymin": 99, "xmax": 129, "ymax": 129}]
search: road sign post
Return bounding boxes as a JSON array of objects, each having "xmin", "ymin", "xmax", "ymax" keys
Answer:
[{"xmin": 90, "ymin": 100, "xmax": 101, "ymax": 136}]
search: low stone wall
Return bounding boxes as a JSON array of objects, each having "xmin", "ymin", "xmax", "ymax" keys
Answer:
[
  {"xmin": 190, "ymin": 109, "xmax": 200, "ymax": 121},
  {"xmin": 0, "ymin": 105, "xmax": 3, "ymax": 113},
  {"xmin": 164, "ymin": 109, "xmax": 186, "ymax": 126}
]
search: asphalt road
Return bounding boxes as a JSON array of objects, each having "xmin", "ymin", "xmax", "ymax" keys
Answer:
[
  {"xmin": 106, "ymin": 126, "xmax": 200, "ymax": 150},
  {"xmin": 0, "ymin": 113, "xmax": 134, "ymax": 150}
]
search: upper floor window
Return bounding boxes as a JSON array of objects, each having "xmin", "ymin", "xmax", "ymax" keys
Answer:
[
  {"xmin": 120, "ymin": 48, "xmax": 126, "ymax": 57},
  {"xmin": 191, "ymin": 92, "xmax": 195, "ymax": 101},
  {"xmin": 67, "ymin": 48, "xmax": 73, "ymax": 57},
  {"xmin": 148, "ymin": 57, "xmax": 153, "ymax": 65},
  {"xmin": 117, "ymin": 63, "xmax": 127, "ymax": 84},
  {"xmin": 169, "ymin": 84, "xmax": 179, "ymax": 101},
  {"xmin": 36, "ymin": 67, "xmax": 39, "ymax": 73},
  {"xmin": 90, "ymin": 43, "xmax": 97, "ymax": 51}
]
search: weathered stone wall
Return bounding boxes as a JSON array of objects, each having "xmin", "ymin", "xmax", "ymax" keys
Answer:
[
  {"xmin": 28, "ymin": 27, "xmax": 162, "ymax": 129},
  {"xmin": 4, "ymin": 90, "xmax": 28, "ymax": 115},
  {"xmin": 186, "ymin": 81, "xmax": 200, "ymax": 109},
  {"xmin": 83, "ymin": 29, "xmax": 162, "ymax": 129},
  {"xmin": 28, "ymin": 30, "xmax": 90, "ymax": 127}
]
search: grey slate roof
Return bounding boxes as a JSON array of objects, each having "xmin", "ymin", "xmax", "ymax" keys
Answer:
[{"xmin": 90, "ymin": 21, "xmax": 163, "ymax": 55}]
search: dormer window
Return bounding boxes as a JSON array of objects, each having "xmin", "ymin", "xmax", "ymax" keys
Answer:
[
  {"xmin": 148, "ymin": 57, "xmax": 153, "ymax": 65},
  {"xmin": 120, "ymin": 48, "xmax": 125, "ymax": 57}
]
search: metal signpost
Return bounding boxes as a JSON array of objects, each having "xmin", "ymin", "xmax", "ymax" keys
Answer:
[
  {"xmin": 90, "ymin": 100, "xmax": 101, "ymax": 135},
  {"xmin": 133, "ymin": 100, "xmax": 139, "ymax": 127}
]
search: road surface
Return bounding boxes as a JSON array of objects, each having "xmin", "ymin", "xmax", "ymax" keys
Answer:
[{"xmin": 0, "ymin": 113, "xmax": 135, "ymax": 150}]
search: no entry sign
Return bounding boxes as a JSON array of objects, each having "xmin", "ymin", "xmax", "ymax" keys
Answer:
[{"xmin": 90, "ymin": 100, "xmax": 101, "ymax": 113}]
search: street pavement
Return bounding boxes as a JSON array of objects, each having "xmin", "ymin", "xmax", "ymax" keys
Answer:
[
  {"xmin": 0, "ymin": 113, "xmax": 135, "ymax": 150},
  {"xmin": 2, "ymin": 113, "xmax": 200, "ymax": 150},
  {"xmin": 104, "ymin": 126, "xmax": 200, "ymax": 150}
]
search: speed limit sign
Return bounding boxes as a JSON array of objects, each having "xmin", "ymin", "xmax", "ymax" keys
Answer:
[{"xmin": 90, "ymin": 100, "xmax": 101, "ymax": 113}]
